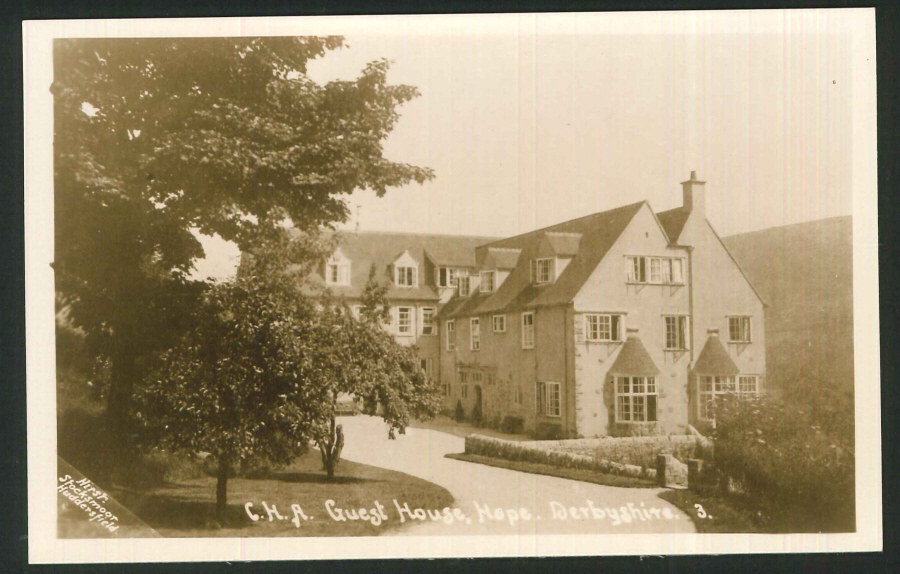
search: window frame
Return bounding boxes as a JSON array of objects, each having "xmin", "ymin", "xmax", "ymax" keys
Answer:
[
  {"xmin": 480, "ymin": 270, "xmax": 496, "ymax": 293},
  {"xmin": 325, "ymin": 260, "xmax": 351, "ymax": 286},
  {"xmin": 614, "ymin": 376, "xmax": 658, "ymax": 423},
  {"xmin": 535, "ymin": 258, "xmax": 554, "ymax": 284},
  {"xmin": 521, "ymin": 312, "xmax": 535, "ymax": 349},
  {"xmin": 419, "ymin": 357, "xmax": 433, "ymax": 377},
  {"xmin": 461, "ymin": 384, "xmax": 469, "ymax": 399},
  {"xmin": 536, "ymin": 381, "xmax": 561, "ymax": 417},
  {"xmin": 470, "ymin": 317, "xmax": 481, "ymax": 351},
  {"xmin": 584, "ymin": 313, "xmax": 623, "ymax": 342},
  {"xmin": 664, "ymin": 315, "xmax": 689, "ymax": 350},
  {"xmin": 458, "ymin": 276, "xmax": 471, "ymax": 296},
  {"xmin": 397, "ymin": 306, "xmax": 413, "ymax": 336},
  {"xmin": 626, "ymin": 256, "xmax": 686, "ymax": 286},
  {"xmin": 492, "ymin": 314, "xmax": 507, "ymax": 333},
  {"xmin": 421, "ymin": 307, "xmax": 436, "ymax": 336},
  {"xmin": 396, "ymin": 265, "xmax": 418, "ymax": 288},
  {"xmin": 436, "ymin": 267, "xmax": 459, "ymax": 288},
  {"xmin": 698, "ymin": 375, "xmax": 737, "ymax": 421},
  {"xmin": 728, "ymin": 316, "xmax": 752, "ymax": 343},
  {"xmin": 445, "ymin": 320, "xmax": 456, "ymax": 351}
]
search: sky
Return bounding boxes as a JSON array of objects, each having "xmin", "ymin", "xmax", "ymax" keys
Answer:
[{"xmin": 191, "ymin": 25, "xmax": 853, "ymax": 281}]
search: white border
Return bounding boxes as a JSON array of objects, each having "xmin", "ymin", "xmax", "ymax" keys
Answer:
[{"xmin": 25, "ymin": 9, "xmax": 881, "ymax": 563}]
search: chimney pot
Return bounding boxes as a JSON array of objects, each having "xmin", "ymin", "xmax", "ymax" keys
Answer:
[{"xmin": 690, "ymin": 170, "xmax": 697, "ymax": 180}]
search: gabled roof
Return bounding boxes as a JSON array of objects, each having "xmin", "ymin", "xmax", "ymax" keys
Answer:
[
  {"xmin": 608, "ymin": 335, "xmax": 661, "ymax": 376},
  {"xmin": 300, "ymin": 230, "xmax": 497, "ymax": 302},
  {"xmin": 656, "ymin": 207, "xmax": 690, "ymax": 244},
  {"xmin": 692, "ymin": 334, "xmax": 740, "ymax": 376},
  {"xmin": 452, "ymin": 201, "xmax": 644, "ymax": 316}
]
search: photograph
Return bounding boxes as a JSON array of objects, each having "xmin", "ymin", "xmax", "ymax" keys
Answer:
[{"xmin": 24, "ymin": 8, "xmax": 881, "ymax": 562}]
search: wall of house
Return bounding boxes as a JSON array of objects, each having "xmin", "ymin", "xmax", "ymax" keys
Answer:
[
  {"xmin": 686, "ymin": 219, "xmax": 767, "ymax": 427},
  {"xmin": 572, "ymin": 204, "xmax": 692, "ymax": 438}
]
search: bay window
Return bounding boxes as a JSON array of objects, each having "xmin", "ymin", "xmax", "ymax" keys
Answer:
[{"xmin": 615, "ymin": 376, "xmax": 658, "ymax": 423}]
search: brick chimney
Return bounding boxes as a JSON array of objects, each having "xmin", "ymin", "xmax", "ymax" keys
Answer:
[{"xmin": 681, "ymin": 170, "xmax": 706, "ymax": 215}]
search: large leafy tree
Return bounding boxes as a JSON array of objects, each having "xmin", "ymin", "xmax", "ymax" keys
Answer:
[
  {"xmin": 137, "ymin": 234, "xmax": 441, "ymax": 522},
  {"xmin": 52, "ymin": 37, "xmax": 434, "ymax": 454}
]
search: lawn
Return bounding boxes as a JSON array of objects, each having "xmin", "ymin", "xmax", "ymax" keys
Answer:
[
  {"xmin": 446, "ymin": 453, "xmax": 656, "ymax": 489},
  {"xmin": 83, "ymin": 450, "xmax": 454, "ymax": 538}
]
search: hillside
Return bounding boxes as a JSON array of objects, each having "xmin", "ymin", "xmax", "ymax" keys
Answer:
[{"xmin": 722, "ymin": 216, "xmax": 854, "ymax": 405}]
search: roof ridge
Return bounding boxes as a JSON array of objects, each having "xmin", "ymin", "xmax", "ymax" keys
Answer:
[
  {"xmin": 336, "ymin": 229, "xmax": 500, "ymax": 240},
  {"xmin": 479, "ymin": 201, "xmax": 647, "ymax": 247}
]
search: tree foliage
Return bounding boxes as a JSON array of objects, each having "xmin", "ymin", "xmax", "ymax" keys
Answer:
[
  {"xmin": 52, "ymin": 37, "xmax": 435, "ymax": 450},
  {"xmin": 136, "ymin": 231, "xmax": 442, "ymax": 520}
]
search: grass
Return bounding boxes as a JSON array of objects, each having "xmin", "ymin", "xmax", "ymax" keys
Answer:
[
  {"xmin": 446, "ymin": 453, "xmax": 657, "ymax": 489},
  {"xmin": 66, "ymin": 449, "xmax": 454, "ymax": 538},
  {"xmin": 657, "ymin": 489, "xmax": 759, "ymax": 533}
]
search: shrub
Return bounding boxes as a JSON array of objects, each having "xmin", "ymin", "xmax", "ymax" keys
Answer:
[
  {"xmin": 500, "ymin": 416, "xmax": 524, "ymax": 435},
  {"xmin": 534, "ymin": 423, "xmax": 564, "ymax": 440},
  {"xmin": 454, "ymin": 399, "xmax": 465, "ymax": 422},
  {"xmin": 712, "ymin": 393, "xmax": 855, "ymax": 532}
]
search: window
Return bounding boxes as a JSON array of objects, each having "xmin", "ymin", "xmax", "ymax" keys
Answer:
[
  {"xmin": 535, "ymin": 258, "xmax": 554, "ymax": 283},
  {"xmin": 421, "ymin": 307, "xmax": 436, "ymax": 336},
  {"xmin": 728, "ymin": 316, "xmax": 752, "ymax": 343},
  {"xmin": 521, "ymin": 312, "xmax": 535, "ymax": 349},
  {"xmin": 436, "ymin": 267, "xmax": 458, "ymax": 288},
  {"xmin": 396, "ymin": 266, "xmax": 417, "ymax": 287},
  {"xmin": 698, "ymin": 375, "xmax": 737, "ymax": 420},
  {"xmin": 460, "ymin": 371, "xmax": 468, "ymax": 383},
  {"xmin": 461, "ymin": 384, "xmax": 468, "ymax": 399},
  {"xmin": 536, "ymin": 382, "xmax": 561, "ymax": 417},
  {"xmin": 442, "ymin": 383, "xmax": 451, "ymax": 397},
  {"xmin": 738, "ymin": 375, "xmax": 759, "ymax": 395},
  {"xmin": 487, "ymin": 373, "xmax": 495, "ymax": 385},
  {"xmin": 397, "ymin": 307, "xmax": 412, "ymax": 335},
  {"xmin": 627, "ymin": 256, "xmax": 685, "ymax": 285},
  {"xmin": 480, "ymin": 271, "xmax": 496, "ymax": 293},
  {"xmin": 585, "ymin": 314, "xmax": 622, "ymax": 342},
  {"xmin": 472, "ymin": 371, "xmax": 483, "ymax": 383},
  {"xmin": 627, "ymin": 256, "xmax": 646, "ymax": 282},
  {"xmin": 419, "ymin": 358, "xmax": 433, "ymax": 377},
  {"xmin": 514, "ymin": 386, "xmax": 522, "ymax": 405},
  {"xmin": 458, "ymin": 276, "xmax": 471, "ymax": 297},
  {"xmin": 325, "ymin": 254, "xmax": 351, "ymax": 286},
  {"xmin": 446, "ymin": 320, "xmax": 456, "ymax": 351},
  {"xmin": 470, "ymin": 318, "xmax": 481, "ymax": 350},
  {"xmin": 492, "ymin": 315, "xmax": 506, "ymax": 333},
  {"xmin": 615, "ymin": 376, "xmax": 658, "ymax": 423},
  {"xmin": 664, "ymin": 316, "xmax": 689, "ymax": 350}
]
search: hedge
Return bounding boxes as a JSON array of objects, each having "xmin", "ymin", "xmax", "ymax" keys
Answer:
[{"xmin": 464, "ymin": 435, "xmax": 657, "ymax": 481}]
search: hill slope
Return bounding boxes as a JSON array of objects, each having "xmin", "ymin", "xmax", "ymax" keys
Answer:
[{"xmin": 722, "ymin": 216, "xmax": 854, "ymax": 406}]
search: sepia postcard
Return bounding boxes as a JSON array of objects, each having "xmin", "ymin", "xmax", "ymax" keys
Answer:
[{"xmin": 24, "ymin": 9, "xmax": 881, "ymax": 563}]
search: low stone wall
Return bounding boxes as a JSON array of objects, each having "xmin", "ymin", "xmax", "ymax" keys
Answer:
[{"xmin": 464, "ymin": 435, "xmax": 657, "ymax": 481}]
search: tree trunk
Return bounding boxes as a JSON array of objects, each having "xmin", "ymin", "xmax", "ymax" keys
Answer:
[
  {"xmin": 216, "ymin": 456, "xmax": 230, "ymax": 525},
  {"xmin": 317, "ymin": 416, "xmax": 344, "ymax": 481},
  {"xmin": 106, "ymin": 336, "xmax": 138, "ymax": 481}
]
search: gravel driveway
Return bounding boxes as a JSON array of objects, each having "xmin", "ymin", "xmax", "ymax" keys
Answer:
[{"xmin": 337, "ymin": 415, "xmax": 696, "ymax": 536}]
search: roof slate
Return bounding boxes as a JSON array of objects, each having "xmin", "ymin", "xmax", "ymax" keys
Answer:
[
  {"xmin": 692, "ymin": 335, "xmax": 741, "ymax": 376},
  {"xmin": 656, "ymin": 207, "xmax": 690, "ymax": 244},
  {"xmin": 607, "ymin": 336, "xmax": 662, "ymax": 376},
  {"xmin": 544, "ymin": 232, "xmax": 582, "ymax": 256},
  {"xmin": 301, "ymin": 231, "xmax": 496, "ymax": 302}
]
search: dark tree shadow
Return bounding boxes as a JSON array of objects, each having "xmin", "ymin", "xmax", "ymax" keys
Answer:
[
  {"xmin": 123, "ymin": 494, "xmax": 254, "ymax": 531},
  {"xmin": 250, "ymin": 469, "xmax": 374, "ymax": 485}
]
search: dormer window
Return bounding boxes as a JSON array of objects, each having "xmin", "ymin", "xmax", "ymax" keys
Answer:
[
  {"xmin": 480, "ymin": 271, "xmax": 496, "ymax": 293},
  {"xmin": 535, "ymin": 258, "xmax": 554, "ymax": 284},
  {"xmin": 325, "ymin": 250, "xmax": 351, "ymax": 286},
  {"xmin": 436, "ymin": 267, "xmax": 459, "ymax": 288},
  {"xmin": 459, "ymin": 276, "xmax": 471, "ymax": 296},
  {"xmin": 396, "ymin": 266, "xmax": 418, "ymax": 287}
]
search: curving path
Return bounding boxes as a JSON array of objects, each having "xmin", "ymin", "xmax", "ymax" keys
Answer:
[{"xmin": 337, "ymin": 415, "xmax": 695, "ymax": 536}]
